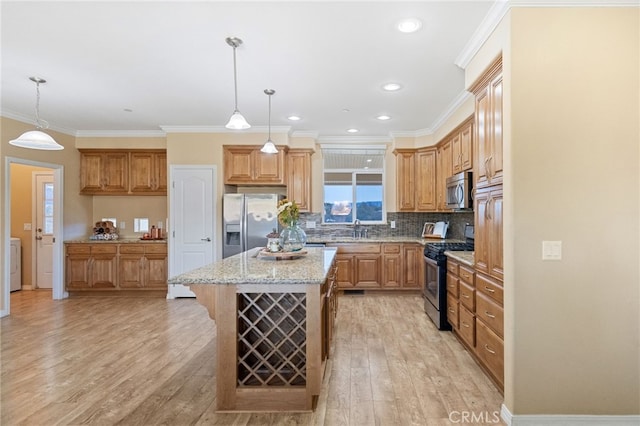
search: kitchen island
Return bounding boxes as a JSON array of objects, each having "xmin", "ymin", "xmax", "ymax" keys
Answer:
[{"xmin": 168, "ymin": 246, "xmax": 338, "ymax": 413}]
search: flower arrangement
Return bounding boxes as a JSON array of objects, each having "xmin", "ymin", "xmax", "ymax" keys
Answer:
[{"xmin": 277, "ymin": 198, "xmax": 300, "ymax": 227}]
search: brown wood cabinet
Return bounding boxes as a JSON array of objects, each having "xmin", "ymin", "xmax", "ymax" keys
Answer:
[
  {"xmin": 402, "ymin": 244, "xmax": 423, "ymax": 289},
  {"xmin": 129, "ymin": 151, "xmax": 167, "ymax": 194},
  {"xmin": 394, "ymin": 148, "xmax": 438, "ymax": 212},
  {"xmin": 394, "ymin": 150, "xmax": 416, "ymax": 211},
  {"xmin": 66, "ymin": 244, "xmax": 118, "ymax": 289},
  {"xmin": 446, "ymin": 254, "xmax": 503, "ymax": 390},
  {"xmin": 65, "ymin": 242, "xmax": 167, "ymax": 294},
  {"xmin": 382, "ymin": 244, "xmax": 402, "ymax": 288},
  {"xmin": 79, "ymin": 149, "xmax": 167, "ymax": 195},
  {"xmin": 329, "ymin": 242, "xmax": 424, "ymax": 290},
  {"xmin": 436, "ymin": 142, "xmax": 452, "ymax": 211},
  {"xmin": 286, "ymin": 149, "xmax": 313, "ymax": 212},
  {"xmin": 79, "ymin": 150, "xmax": 129, "ymax": 194},
  {"xmin": 452, "ymin": 118, "xmax": 473, "ymax": 174},
  {"xmin": 223, "ymin": 145, "xmax": 287, "ymax": 185},
  {"xmin": 471, "ymin": 56, "xmax": 503, "ymax": 190},
  {"xmin": 119, "ymin": 244, "xmax": 168, "ymax": 289},
  {"xmin": 416, "ymin": 148, "xmax": 438, "ymax": 211},
  {"xmin": 474, "ymin": 185, "xmax": 503, "ymax": 281}
]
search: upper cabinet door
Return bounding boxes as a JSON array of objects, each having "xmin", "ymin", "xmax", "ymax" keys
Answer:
[
  {"xmin": 130, "ymin": 151, "xmax": 167, "ymax": 194},
  {"xmin": 286, "ymin": 149, "xmax": 313, "ymax": 212},
  {"xmin": 223, "ymin": 146, "xmax": 286, "ymax": 185},
  {"xmin": 394, "ymin": 150, "xmax": 416, "ymax": 211},
  {"xmin": 472, "ymin": 57, "xmax": 503, "ymax": 190},
  {"xmin": 79, "ymin": 151, "xmax": 129, "ymax": 195},
  {"xmin": 416, "ymin": 148, "xmax": 437, "ymax": 211},
  {"xmin": 79, "ymin": 149, "xmax": 166, "ymax": 195}
]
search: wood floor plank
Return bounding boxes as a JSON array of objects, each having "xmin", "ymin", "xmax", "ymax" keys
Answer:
[{"xmin": 2, "ymin": 290, "xmax": 504, "ymax": 425}]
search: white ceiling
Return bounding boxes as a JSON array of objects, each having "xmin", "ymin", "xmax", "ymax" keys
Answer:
[{"xmin": 1, "ymin": 1, "xmax": 496, "ymax": 139}]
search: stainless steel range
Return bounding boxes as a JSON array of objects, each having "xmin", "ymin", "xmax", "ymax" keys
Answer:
[{"xmin": 423, "ymin": 224, "xmax": 474, "ymax": 330}]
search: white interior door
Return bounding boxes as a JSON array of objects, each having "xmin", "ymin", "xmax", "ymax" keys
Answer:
[
  {"xmin": 34, "ymin": 172, "xmax": 54, "ymax": 289},
  {"xmin": 168, "ymin": 165, "xmax": 216, "ymax": 298}
]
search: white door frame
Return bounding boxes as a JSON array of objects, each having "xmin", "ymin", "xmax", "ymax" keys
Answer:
[{"xmin": 2, "ymin": 157, "xmax": 65, "ymax": 317}]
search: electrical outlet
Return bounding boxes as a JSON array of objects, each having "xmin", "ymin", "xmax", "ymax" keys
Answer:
[
  {"xmin": 542, "ymin": 241, "xmax": 562, "ymax": 260},
  {"xmin": 306, "ymin": 220, "xmax": 316, "ymax": 229},
  {"xmin": 390, "ymin": 220, "xmax": 396, "ymax": 229},
  {"xmin": 120, "ymin": 221, "xmax": 126, "ymax": 229}
]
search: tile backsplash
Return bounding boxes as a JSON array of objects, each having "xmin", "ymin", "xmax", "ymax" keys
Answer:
[{"xmin": 300, "ymin": 211, "xmax": 474, "ymax": 240}]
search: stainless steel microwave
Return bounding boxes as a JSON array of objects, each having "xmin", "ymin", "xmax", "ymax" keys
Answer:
[{"xmin": 446, "ymin": 172, "xmax": 473, "ymax": 210}]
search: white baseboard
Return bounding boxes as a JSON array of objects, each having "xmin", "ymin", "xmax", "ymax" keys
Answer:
[{"xmin": 502, "ymin": 404, "xmax": 640, "ymax": 426}]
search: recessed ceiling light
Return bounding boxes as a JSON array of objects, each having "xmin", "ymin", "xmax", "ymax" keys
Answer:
[
  {"xmin": 366, "ymin": 159, "xmax": 372, "ymax": 162},
  {"xmin": 287, "ymin": 115, "xmax": 301, "ymax": 121},
  {"xmin": 376, "ymin": 115, "xmax": 391, "ymax": 121},
  {"xmin": 347, "ymin": 128, "xmax": 359, "ymax": 133},
  {"xmin": 382, "ymin": 83, "xmax": 402, "ymax": 91},
  {"xmin": 397, "ymin": 18, "xmax": 422, "ymax": 33}
]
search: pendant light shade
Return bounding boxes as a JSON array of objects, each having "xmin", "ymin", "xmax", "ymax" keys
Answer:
[
  {"xmin": 225, "ymin": 37, "xmax": 250, "ymax": 130},
  {"xmin": 10, "ymin": 130, "xmax": 63, "ymax": 150},
  {"xmin": 261, "ymin": 89, "xmax": 278, "ymax": 154},
  {"xmin": 9, "ymin": 77, "xmax": 64, "ymax": 150}
]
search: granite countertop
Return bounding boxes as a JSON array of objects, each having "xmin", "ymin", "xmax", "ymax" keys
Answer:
[
  {"xmin": 168, "ymin": 247, "xmax": 338, "ymax": 286},
  {"xmin": 445, "ymin": 250, "xmax": 475, "ymax": 267},
  {"xmin": 64, "ymin": 238, "xmax": 167, "ymax": 244}
]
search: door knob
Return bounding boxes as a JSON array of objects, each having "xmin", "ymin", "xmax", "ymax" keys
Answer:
[{"xmin": 201, "ymin": 237, "xmax": 211, "ymax": 242}]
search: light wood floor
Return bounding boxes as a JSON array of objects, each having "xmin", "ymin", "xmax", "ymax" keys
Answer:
[{"xmin": 1, "ymin": 290, "xmax": 504, "ymax": 425}]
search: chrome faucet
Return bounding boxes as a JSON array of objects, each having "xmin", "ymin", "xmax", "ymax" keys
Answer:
[{"xmin": 353, "ymin": 219, "xmax": 361, "ymax": 238}]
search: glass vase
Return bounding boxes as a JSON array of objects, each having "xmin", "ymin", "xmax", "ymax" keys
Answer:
[{"xmin": 279, "ymin": 221, "xmax": 307, "ymax": 252}]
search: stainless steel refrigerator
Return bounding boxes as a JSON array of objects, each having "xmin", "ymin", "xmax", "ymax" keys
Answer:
[{"xmin": 222, "ymin": 193, "xmax": 284, "ymax": 258}]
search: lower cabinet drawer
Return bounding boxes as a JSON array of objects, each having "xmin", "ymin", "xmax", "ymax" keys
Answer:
[
  {"xmin": 475, "ymin": 319, "xmax": 504, "ymax": 387},
  {"xmin": 459, "ymin": 281, "xmax": 475, "ymax": 311},
  {"xmin": 458, "ymin": 306, "xmax": 475, "ymax": 348},
  {"xmin": 446, "ymin": 273, "xmax": 458, "ymax": 297},
  {"xmin": 476, "ymin": 291, "xmax": 504, "ymax": 338},
  {"xmin": 476, "ymin": 272, "xmax": 503, "ymax": 305},
  {"xmin": 447, "ymin": 293, "xmax": 459, "ymax": 329}
]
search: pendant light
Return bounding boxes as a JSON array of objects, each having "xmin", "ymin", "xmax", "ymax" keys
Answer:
[
  {"xmin": 9, "ymin": 77, "xmax": 64, "ymax": 150},
  {"xmin": 225, "ymin": 37, "xmax": 250, "ymax": 130},
  {"xmin": 261, "ymin": 89, "xmax": 278, "ymax": 154}
]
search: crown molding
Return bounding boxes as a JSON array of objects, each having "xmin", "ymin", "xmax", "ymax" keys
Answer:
[
  {"xmin": 1, "ymin": 111, "xmax": 77, "ymax": 136},
  {"xmin": 317, "ymin": 135, "xmax": 392, "ymax": 144},
  {"xmin": 455, "ymin": 0, "xmax": 637, "ymax": 70},
  {"xmin": 75, "ymin": 130, "xmax": 167, "ymax": 138},
  {"xmin": 290, "ymin": 130, "xmax": 319, "ymax": 139},
  {"xmin": 455, "ymin": 0, "xmax": 510, "ymax": 69},
  {"xmin": 159, "ymin": 125, "xmax": 291, "ymax": 134}
]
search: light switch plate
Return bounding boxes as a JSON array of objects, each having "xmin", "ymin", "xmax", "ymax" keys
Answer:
[
  {"xmin": 23, "ymin": 223, "xmax": 32, "ymax": 231},
  {"xmin": 120, "ymin": 221, "xmax": 126, "ymax": 229},
  {"xmin": 542, "ymin": 241, "xmax": 562, "ymax": 260},
  {"xmin": 306, "ymin": 220, "xmax": 316, "ymax": 229}
]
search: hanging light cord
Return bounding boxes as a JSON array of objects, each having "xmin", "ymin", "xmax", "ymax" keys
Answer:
[
  {"xmin": 268, "ymin": 92, "xmax": 272, "ymax": 139},
  {"xmin": 34, "ymin": 80, "xmax": 49, "ymax": 130},
  {"xmin": 232, "ymin": 46, "xmax": 239, "ymax": 112}
]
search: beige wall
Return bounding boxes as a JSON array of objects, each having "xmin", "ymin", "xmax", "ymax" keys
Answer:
[
  {"xmin": 10, "ymin": 164, "xmax": 52, "ymax": 288},
  {"xmin": 468, "ymin": 7, "xmax": 639, "ymax": 416},
  {"xmin": 1, "ymin": 117, "xmax": 92, "ymax": 310}
]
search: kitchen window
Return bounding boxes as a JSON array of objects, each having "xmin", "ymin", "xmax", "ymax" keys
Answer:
[{"xmin": 322, "ymin": 147, "xmax": 386, "ymax": 224}]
